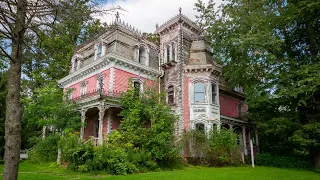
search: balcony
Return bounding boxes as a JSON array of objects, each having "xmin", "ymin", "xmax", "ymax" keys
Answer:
[{"xmin": 72, "ymin": 89, "xmax": 122, "ymax": 103}]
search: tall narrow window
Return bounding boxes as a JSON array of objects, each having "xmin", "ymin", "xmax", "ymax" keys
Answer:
[
  {"xmin": 80, "ymin": 83, "xmax": 87, "ymax": 96},
  {"xmin": 167, "ymin": 85, "xmax": 174, "ymax": 105},
  {"xmin": 212, "ymin": 83, "xmax": 216, "ymax": 104},
  {"xmin": 166, "ymin": 45, "xmax": 170, "ymax": 62},
  {"xmin": 139, "ymin": 45, "xmax": 147, "ymax": 64},
  {"xmin": 196, "ymin": 123, "xmax": 205, "ymax": 133},
  {"xmin": 238, "ymin": 103, "xmax": 242, "ymax": 117},
  {"xmin": 194, "ymin": 82, "xmax": 205, "ymax": 103},
  {"xmin": 97, "ymin": 77, "xmax": 104, "ymax": 92},
  {"xmin": 134, "ymin": 81, "xmax": 141, "ymax": 96},
  {"xmin": 171, "ymin": 42, "xmax": 175, "ymax": 61},
  {"xmin": 97, "ymin": 43, "xmax": 102, "ymax": 58}
]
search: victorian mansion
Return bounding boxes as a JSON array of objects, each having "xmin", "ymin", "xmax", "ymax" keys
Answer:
[{"xmin": 58, "ymin": 11, "xmax": 258, "ymax": 155}]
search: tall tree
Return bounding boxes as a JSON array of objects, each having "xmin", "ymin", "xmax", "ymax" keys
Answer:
[
  {"xmin": 195, "ymin": 0, "xmax": 320, "ymax": 167},
  {"xmin": 0, "ymin": 1, "xmax": 118, "ymax": 179}
]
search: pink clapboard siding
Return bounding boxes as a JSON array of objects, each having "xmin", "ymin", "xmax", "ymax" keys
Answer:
[
  {"xmin": 219, "ymin": 94, "xmax": 248, "ymax": 118},
  {"xmin": 66, "ymin": 69, "xmax": 110, "ymax": 98}
]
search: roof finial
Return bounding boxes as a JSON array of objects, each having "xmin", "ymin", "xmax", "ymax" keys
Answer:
[
  {"xmin": 115, "ymin": 11, "xmax": 120, "ymax": 22},
  {"xmin": 179, "ymin": 7, "xmax": 182, "ymax": 15}
]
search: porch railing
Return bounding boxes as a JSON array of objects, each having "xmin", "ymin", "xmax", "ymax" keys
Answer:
[
  {"xmin": 72, "ymin": 89, "xmax": 122, "ymax": 101},
  {"xmin": 85, "ymin": 137, "xmax": 99, "ymax": 146}
]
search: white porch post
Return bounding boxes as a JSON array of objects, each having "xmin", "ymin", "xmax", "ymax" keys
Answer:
[
  {"xmin": 98, "ymin": 102, "xmax": 106, "ymax": 145},
  {"xmin": 242, "ymin": 126, "xmax": 247, "ymax": 155},
  {"xmin": 80, "ymin": 109, "xmax": 86, "ymax": 140}
]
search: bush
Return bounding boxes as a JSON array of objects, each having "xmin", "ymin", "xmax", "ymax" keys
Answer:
[
  {"xmin": 255, "ymin": 153, "xmax": 312, "ymax": 169},
  {"xmin": 60, "ymin": 132, "xmax": 137, "ymax": 175},
  {"xmin": 28, "ymin": 134, "xmax": 59, "ymax": 163},
  {"xmin": 184, "ymin": 129, "xmax": 242, "ymax": 167}
]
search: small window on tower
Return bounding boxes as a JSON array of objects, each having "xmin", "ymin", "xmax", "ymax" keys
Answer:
[
  {"xmin": 212, "ymin": 83, "xmax": 217, "ymax": 104},
  {"xmin": 166, "ymin": 45, "xmax": 170, "ymax": 62},
  {"xmin": 171, "ymin": 42, "xmax": 175, "ymax": 61},
  {"xmin": 167, "ymin": 85, "xmax": 174, "ymax": 105}
]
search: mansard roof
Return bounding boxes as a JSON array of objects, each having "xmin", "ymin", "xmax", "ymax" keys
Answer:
[
  {"xmin": 75, "ymin": 19, "xmax": 157, "ymax": 52},
  {"xmin": 155, "ymin": 13, "xmax": 201, "ymax": 35}
]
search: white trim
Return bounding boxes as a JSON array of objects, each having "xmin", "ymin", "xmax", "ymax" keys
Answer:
[{"xmin": 109, "ymin": 67, "xmax": 115, "ymax": 93}]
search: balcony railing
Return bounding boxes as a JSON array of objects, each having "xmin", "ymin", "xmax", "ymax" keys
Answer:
[{"xmin": 72, "ymin": 89, "xmax": 122, "ymax": 101}]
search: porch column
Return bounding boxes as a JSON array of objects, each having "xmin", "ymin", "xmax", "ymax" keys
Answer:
[
  {"xmin": 242, "ymin": 126, "xmax": 247, "ymax": 155},
  {"xmin": 229, "ymin": 124, "xmax": 233, "ymax": 131},
  {"xmin": 255, "ymin": 128, "xmax": 259, "ymax": 146},
  {"xmin": 98, "ymin": 102, "xmax": 106, "ymax": 145},
  {"xmin": 80, "ymin": 109, "xmax": 86, "ymax": 140}
]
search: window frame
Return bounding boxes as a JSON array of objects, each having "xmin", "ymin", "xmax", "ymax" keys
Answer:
[
  {"xmin": 167, "ymin": 85, "xmax": 175, "ymax": 105},
  {"xmin": 211, "ymin": 83, "xmax": 217, "ymax": 104},
  {"xmin": 97, "ymin": 43, "xmax": 103, "ymax": 58},
  {"xmin": 194, "ymin": 82, "xmax": 205, "ymax": 103}
]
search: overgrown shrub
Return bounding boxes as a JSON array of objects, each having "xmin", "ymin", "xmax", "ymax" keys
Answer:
[
  {"xmin": 28, "ymin": 134, "xmax": 59, "ymax": 163},
  {"xmin": 184, "ymin": 129, "xmax": 241, "ymax": 166},
  {"xmin": 255, "ymin": 153, "xmax": 312, "ymax": 169}
]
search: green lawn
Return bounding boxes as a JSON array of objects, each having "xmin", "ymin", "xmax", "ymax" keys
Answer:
[{"xmin": 0, "ymin": 162, "xmax": 319, "ymax": 180}]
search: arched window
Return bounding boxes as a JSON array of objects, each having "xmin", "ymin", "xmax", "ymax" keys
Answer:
[
  {"xmin": 139, "ymin": 45, "xmax": 147, "ymax": 64},
  {"xmin": 166, "ymin": 45, "xmax": 170, "ymax": 62},
  {"xmin": 196, "ymin": 123, "xmax": 205, "ymax": 132},
  {"xmin": 167, "ymin": 85, "xmax": 174, "ymax": 105},
  {"xmin": 97, "ymin": 43, "xmax": 103, "ymax": 58},
  {"xmin": 212, "ymin": 83, "xmax": 217, "ymax": 104},
  {"xmin": 194, "ymin": 82, "xmax": 205, "ymax": 103},
  {"xmin": 171, "ymin": 42, "xmax": 176, "ymax": 61}
]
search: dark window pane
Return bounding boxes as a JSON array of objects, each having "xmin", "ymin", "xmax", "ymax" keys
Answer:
[{"xmin": 196, "ymin": 123, "xmax": 205, "ymax": 132}]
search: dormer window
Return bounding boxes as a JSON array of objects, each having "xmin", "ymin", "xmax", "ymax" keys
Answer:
[
  {"xmin": 194, "ymin": 82, "xmax": 205, "ymax": 103},
  {"xmin": 74, "ymin": 58, "xmax": 78, "ymax": 71},
  {"xmin": 167, "ymin": 85, "xmax": 174, "ymax": 105},
  {"xmin": 139, "ymin": 45, "xmax": 147, "ymax": 64},
  {"xmin": 97, "ymin": 43, "xmax": 103, "ymax": 58}
]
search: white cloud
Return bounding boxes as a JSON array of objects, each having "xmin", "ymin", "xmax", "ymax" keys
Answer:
[{"xmin": 98, "ymin": 0, "xmax": 223, "ymax": 33}]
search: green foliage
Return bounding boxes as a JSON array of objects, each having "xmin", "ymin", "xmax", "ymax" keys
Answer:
[
  {"xmin": 255, "ymin": 153, "xmax": 312, "ymax": 170},
  {"xmin": 28, "ymin": 134, "xmax": 59, "ymax": 163},
  {"xmin": 184, "ymin": 129, "xmax": 241, "ymax": 166},
  {"xmin": 0, "ymin": 71, "xmax": 7, "ymax": 157},
  {"xmin": 195, "ymin": 0, "xmax": 320, "ymax": 167},
  {"xmin": 118, "ymin": 83, "xmax": 182, "ymax": 169},
  {"xmin": 22, "ymin": 83, "xmax": 80, "ymax": 150},
  {"xmin": 60, "ymin": 132, "xmax": 137, "ymax": 175},
  {"xmin": 60, "ymin": 84, "xmax": 182, "ymax": 174}
]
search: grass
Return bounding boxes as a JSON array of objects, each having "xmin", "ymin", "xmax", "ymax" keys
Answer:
[{"xmin": 0, "ymin": 161, "xmax": 319, "ymax": 180}]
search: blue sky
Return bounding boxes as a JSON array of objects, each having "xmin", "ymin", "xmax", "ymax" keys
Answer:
[{"xmin": 98, "ymin": 0, "xmax": 222, "ymax": 33}]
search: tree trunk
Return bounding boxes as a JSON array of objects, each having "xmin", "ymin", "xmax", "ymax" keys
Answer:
[
  {"xmin": 4, "ymin": 0, "xmax": 27, "ymax": 180},
  {"xmin": 311, "ymin": 147, "xmax": 320, "ymax": 169}
]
